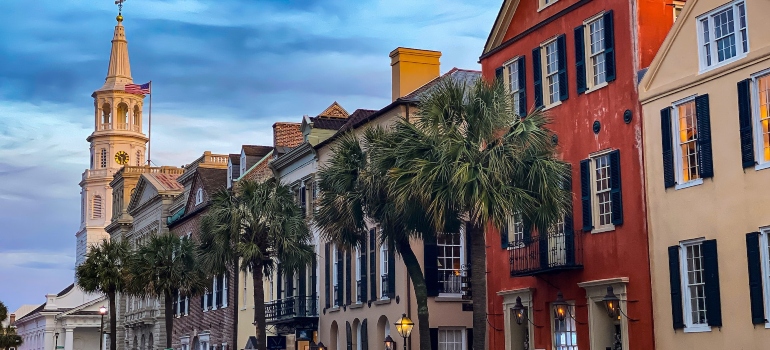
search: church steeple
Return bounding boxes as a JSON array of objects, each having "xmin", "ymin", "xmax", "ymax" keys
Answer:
[{"xmin": 98, "ymin": 14, "xmax": 133, "ymax": 91}]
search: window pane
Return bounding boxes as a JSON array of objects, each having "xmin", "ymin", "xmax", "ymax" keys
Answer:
[
  {"xmin": 757, "ymin": 75, "xmax": 770, "ymax": 162},
  {"xmin": 594, "ymin": 155, "xmax": 612, "ymax": 226},
  {"xmin": 588, "ymin": 19, "xmax": 606, "ymax": 86},
  {"xmin": 437, "ymin": 234, "xmax": 463, "ymax": 294},
  {"xmin": 553, "ymin": 305, "xmax": 578, "ymax": 350},
  {"xmin": 702, "ymin": 19, "xmax": 712, "ymax": 66},
  {"xmin": 677, "ymin": 101, "xmax": 700, "ymax": 181},
  {"xmin": 713, "ymin": 8, "xmax": 737, "ymax": 62},
  {"xmin": 738, "ymin": 3, "xmax": 748, "ymax": 52},
  {"xmin": 685, "ymin": 243, "xmax": 708, "ymax": 325},
  {"xmin": 545, "ymin": 41, "xmax": 560, "ymax": 104}
]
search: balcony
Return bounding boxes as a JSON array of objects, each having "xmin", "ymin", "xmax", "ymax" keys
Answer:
[
  {"xmin": 508, "ymin": 230, "xmax": 583, "ymax": 277},
  {"xmin": 438, "ymin": 272, "xmax": 463, "ymax": 294},
  {"xmin": 265, "ymin": 296, "xmax": 319, "ymax": 323}
]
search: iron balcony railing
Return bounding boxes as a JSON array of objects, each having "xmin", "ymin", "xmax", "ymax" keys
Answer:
[
  {"xmin": 438, "ymin": 272, "xmax": 463, "ymax": 294},
  {"xmin": 265, "ymin": 296, "xmax": 319, "ymax": 322},
  {"xmin": 508, "ymin": 230, "xmax": 583, "ymax": 277}
]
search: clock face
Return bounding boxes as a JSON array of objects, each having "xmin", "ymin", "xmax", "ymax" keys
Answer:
[{"xmin": 115, "ymin": 151, "xmax": 129, "ymax": 165}]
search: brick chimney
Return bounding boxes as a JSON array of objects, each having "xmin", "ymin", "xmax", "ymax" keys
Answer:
[
  {"xmin": 9, "ymin": 314, "xmax": 15, "ymax": 326},
  {"xmin": 390, "ymin": 47, "xmax": 441, "ymax": 101},
  {"xmin": 272, "ymin": 122, "xmax": 303, "ymax": 149}
]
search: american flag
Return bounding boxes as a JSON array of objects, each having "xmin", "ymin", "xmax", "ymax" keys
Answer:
[{"xmin": 125, "ymin": 82, "xmax": 151, "ymax": 95}]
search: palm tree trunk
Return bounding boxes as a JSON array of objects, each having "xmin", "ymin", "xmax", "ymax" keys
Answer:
[
  {"xmin": 469, "ymin": 221, "xmax": 487, "ymax": 350},
  {"xmin": 396, "ymin": 239, "xmax": 431, "ymax": 350},
  {"xmin": 252, "ymin": 266, "xmax": 267, "ymax": 350},
  {"xmin": 108, "ymin": 290, "xmax": 117, "ymax": 350},
  {"xmin": 164, "ymin": 290, "xmax": 174, "ymax": 349}
]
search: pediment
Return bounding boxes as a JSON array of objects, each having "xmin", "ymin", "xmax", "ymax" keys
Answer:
[
  {"xmin": 317, "ymin": 101, "xmax": 349, "ymax": 118},
  {"xmin": 127, "ymin": 176, "xmax": 158, "ymax": 213},
  {"xmin": 483, "ymin": 0, "xmax": 521, "ymax": 54}
]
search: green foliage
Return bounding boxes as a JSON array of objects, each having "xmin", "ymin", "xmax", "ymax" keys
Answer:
[
  {"xmin": 76, "ymin": 239, "xmax": 130, "ymax": 295},
  {"xmin": 0, "ymin": 300, "xmax": 22, "ymax": 350},
  {"xmin": 127, "ymin": 233, "xmax": 207, "ymax": 298}
]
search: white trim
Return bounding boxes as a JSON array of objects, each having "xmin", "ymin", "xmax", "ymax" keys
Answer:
[
  {"xmin": 222, "ymin": 273, "xmax": 228, "ymax": 308},
  {"xmin": 437, "ymin": 327, "xmax": 467, "ymax": 349},
  {"xmin": 537, "ymin": 0, "xmax": 558, "ymax": 12},
  {"xmin": 670, "ymin": 95, "xmax": 703, "ymax": 189},
  {"xmin": 583, "ymin": 12, "xmax": 608, "ymax": 90},
  {"xmin": 380, "ymin": 242, "xmax": 390, "ymax": 300},
  {"xmin": 751, "ymin": 69, "xmax": 770, "ymax": 168},
  {"xmin": 589, "ymin": 150, "xmax": 615, "ymax": 232},
  {"xmin": 759, "ymin": 229, "xmax": 770, "ymax": 328},
  {"xmin": 678, "ymin": 239, "xmax": 712, "ymax": 332},
  {"xmin": 540, "ymin": 38, "xmax": 561, "ymax": 107},
  {"xmin": 696, "ymin": 1, "xmax": 749, "ymax": 74}
]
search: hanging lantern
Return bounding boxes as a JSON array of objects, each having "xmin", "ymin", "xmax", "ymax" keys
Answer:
[
  {"xmin": 513, "ymin": 296, "xmax": 527, "ymax": 325},
  {"xmin": 552, "ymin": 292, "xmax": 569, "ymax": 322},
  {"xmin": 602, "ymin": 286, "xmax": 621, "ymax": 319}
]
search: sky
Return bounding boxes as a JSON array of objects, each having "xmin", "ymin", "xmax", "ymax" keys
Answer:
[{"xmin": 0, "ymin": 0, "xmax": 499, "ymax": 311}]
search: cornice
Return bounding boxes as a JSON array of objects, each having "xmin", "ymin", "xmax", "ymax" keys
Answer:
[{"xmin": 270, "ymin": 142, "xmax": 314, "ymax": 171}]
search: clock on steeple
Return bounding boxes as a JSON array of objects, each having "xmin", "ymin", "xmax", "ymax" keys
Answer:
[{"xmin": 115, "ymin": 151, "xmax": 129, "ymax": 165}]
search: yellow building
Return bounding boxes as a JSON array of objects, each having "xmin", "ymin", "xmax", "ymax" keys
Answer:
[{"xmin": 640, "ymin": 0, "xmax": 770, "ymax": 348}]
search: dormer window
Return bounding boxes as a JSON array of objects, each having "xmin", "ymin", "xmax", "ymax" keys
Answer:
[
  {"xmin": 240, "ymin": 153, "xmax": 247, "ymax": 175},
  {"xmin": 195, "ymin": 188, "xmax": 204, "ymax": 205}
]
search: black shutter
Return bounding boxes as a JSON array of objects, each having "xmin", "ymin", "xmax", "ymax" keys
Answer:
[
  {"xmin": 361, "ymin": 319, "xmax": 369, "ymax": 350},
  {"xmin": 277, "ymin": 265, "xmax": 283, "ymax": 300},
  {"xmin": 738, "ymin": 79, "xmax": 755, "ymax": 168},
  {"xmin": 185, "ymin": 295, "xmax": 189, "ymax": 315},
  {"xmin": 557, "ymin": 34, "xmax": 569, "ymax": 102},
  {"xmin": 346, "ymin": 249, "xmax": 352, "ymax": 305},
  {"xmin": 311, "ymin": 253, "xmax": 318, "ymax": 298},
  {"xmin": 517, "ymin": 57, "xmax": 527, "ymax": 117},
  {"xmin": 346, "ymin": 321, "xmax": 353, "ymax": 350},
  {"xmin": 668, "ymin": 246, "xmax": 685, "ymax": 329},
  {"xmin": 430, "ymin": 328, "xmax": 438, "ymax": 350},
  {"xmin": 467, "ymin": 328, "xmax": 473, "ymax": 350},
  {"xmin": 299, "ymin": 265, "xmax": 307, "ymax": 299},
  {"xmin": 172, "ymin": 291, "xmax": 178, "ymax": 316},
  {"xmin": 702, "ymin": 239, "xmax": 722, "ymax": 327},
  {"xmin": 370, "ymin": 229, "xmax": 377, "ymax": 301},
  {"xmin": 608, "ymin": 150, "xmax": 623, "ymax": 226},
  {"xmin": 580, "ymin": 159, "xmax": 593, "ymax": 231},
  {"xmin": 500, "ymin": 221, "xmax": 509, "ymax": 249},
  {"xmin": 300, "ymin": 186, "xmax": 307, "ymax": 216},
  {"xmin": 424, "ymin": 233, "xmax": 440, "ymax": 296},
  {"xmin": 695, "ymin": 94, "xmax": 714, "ymax": 178},
  {"xmin": 201, "ymin": 294, "xmax": 205, "ymax": 310},
  {"xmin": 325, "ymin": 243, "xmax": 331, "ymax": 308},
  {"xmin": 660, "ymin": 107, "xmax": 676, "ymax": 188},
  {"xmin": 523, "ymin": 219, "xmax": 532, "ymax": 245},
  {"xmin": 495, "ymin": 66, "xmax": 504, "ymax": 83},
  {"xmin": 532, "ymin": 47, "xmax": 543, "ymax": 108},
  {"xmin": 746, "ymin": 232, "xmax": 766, "ymax": 324},
  {"xmin": 216, "ymin": 275, "xmax": 224, "ymax": 307},
  {"xmin": 337, "ymin": 246, "xmax": 344, "ymax": 305},
  {"xmin": 360, "ymin": 237, "xmax": 368, "ymax": 303},
  {"xmin": 574, "ymin": 25, "xmax": 587, "ymax": 94},
  {"xmin": 603, "ymin": 10, "xmax": 616, "ymax": 82},
  {"xmin": 563, "ymin": 167, "xmax": 575, "ymax": 265},
  {"xmin": 387, "ymin": 240, "xmax": 396, "ymax": 299}
]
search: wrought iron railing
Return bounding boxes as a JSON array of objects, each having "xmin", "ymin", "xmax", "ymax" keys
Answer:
[
  {"xmin": 381, "ymin": 274, "xmax": 389, "ymax": 298},
  {"xmin": 438, "ymin": 272, "xmax": 463, "ymax": 294},
  {"xmin": 265, "ymin": 296, "xmax": 319, "ymax": 322},
  {"xmin": 508, "ymin": 230, "xmax": 583, "ymax": 277}
]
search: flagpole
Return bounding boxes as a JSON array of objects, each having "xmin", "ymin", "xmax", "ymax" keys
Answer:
[{"xmin": 148, "ymin": 81, "xmax": 152, "ymax": 166}]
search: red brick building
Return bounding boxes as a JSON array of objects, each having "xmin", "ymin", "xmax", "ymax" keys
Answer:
[
  {"xmin": 168, "ymin": 154, "xmax": 233, "ymax": 350},
  {"xmin": 479, "ymin": 0, "xmax": 681, "ymax": 349}
]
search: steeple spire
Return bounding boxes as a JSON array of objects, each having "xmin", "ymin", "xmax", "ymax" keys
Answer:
[{"xmin": 98, "ymin": 4, "xmax": 133, "ymax": 91}]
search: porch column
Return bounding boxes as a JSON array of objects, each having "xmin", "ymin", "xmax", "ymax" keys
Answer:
[{"xmin": 64, "ymin": 327, "xmax": 75, "ymax": 350}]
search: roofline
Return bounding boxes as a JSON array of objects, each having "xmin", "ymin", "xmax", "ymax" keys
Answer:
[
  {"xmin": 313, "ymin": 98, "xmax": 417, "ymax": 150},
  {"xmin": 235, "ymin": 149, "xmax": 274, "ymax": 182}
]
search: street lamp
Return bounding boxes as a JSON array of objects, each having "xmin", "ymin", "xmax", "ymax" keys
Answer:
[
  {"xmin": 383, "ymin": 335, "xmax": 395, "ymax": 350},
  {"xmin": 512, "ymin": 296, "xmax": 527, "ymax": 325},
  {"xmin": 552, "ymin": 292, "xmax": 569, "ymax": 322},
  {"xmin": 394, "ymin": 314, "xmax": 413, "ymax": 350},
  {"xmin": 315, "ymin": 341, "xmax": 326, "ymax": 350},
  {"xmin": 99, "ymin": 306, "xmax": 107, "ymax": 350},
  {"xmin": 602, "ymin": 286, "xmax": 621, "ymax": 319}
]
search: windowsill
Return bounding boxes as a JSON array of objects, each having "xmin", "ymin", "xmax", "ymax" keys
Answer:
[
  {"xmin": 755, "ymin": 162, "xmax": 770, "ymax": 171},
  {"xmin": 350, "ymin": 303, "xmax": 364, "ymax": 309},
  {"xmin": 374, "ymin": 298, "xmax": 392, "ymax": 306},
  {"xmin": 675, "ymin": 178, "xmax": 704, "ymax": 190},
  {"xmin": 699, "ymin": 53, "xmax": 748, "ymax": 75},
  {"xmin": 435, "ymin": 295, "xmax": 465, "ymax": 302},
  {"xmin": 537, "ymin": 1, "xmax": 558, "ymax": 12},
  {"xmin": 543, "ymin": 100, "xmax": 563, "ymax": 111},
  {"xmin": 683, "ymin": 325, "xmax": 711, "ymax": 333},
  {"xmin": 328, "ymin": 307, "xmax": 340, "ymax": 313},
  {"xmin": 591, "ymin": 225, "xmax": 615, "ymax": 234},
  {"xmin": 584, "ymin": 82, "xmax": 609, "ymax": 95}
]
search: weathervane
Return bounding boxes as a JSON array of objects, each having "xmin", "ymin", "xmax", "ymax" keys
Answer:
[{"xmin": 115, "ymin": 0, "xmax": 126, "ymax": 14}]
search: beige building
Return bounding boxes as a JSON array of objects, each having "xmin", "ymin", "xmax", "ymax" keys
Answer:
[
  {"xmin": 640, "ymin": 0, "xmax": 770, "ymax": 348},
  {"xmin": 312, "ymin": 48, "xmax": 476, "ymax": 350}
]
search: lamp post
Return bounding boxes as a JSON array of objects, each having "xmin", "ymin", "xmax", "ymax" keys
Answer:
[
  {"xmin": 99, "ymin": 306, "xmax": 107, "ymax": 350},
  {"xmin": 394, "ymin": 314, "xmax": 413, "ymax": 350},
  {"xmin": 54, "ymin": 332, "xmax": 59, "ymax": 350},
  {"xmin": 383, "ymin": 335, "xmax": 395, "ymax": 350}
]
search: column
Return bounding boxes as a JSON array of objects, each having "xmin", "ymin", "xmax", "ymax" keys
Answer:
[
  {"xmin": 43, "ymin": 329, "xmax": 54, "ymax": 350},
  {"xmin": 64, "ymin": 327, "xmax": 74, "ymax": 350}
]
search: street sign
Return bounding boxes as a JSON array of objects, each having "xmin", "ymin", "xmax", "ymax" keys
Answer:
[{"xmin": 267, "ymin": 336, "xmax": 286, "ymax": 350}]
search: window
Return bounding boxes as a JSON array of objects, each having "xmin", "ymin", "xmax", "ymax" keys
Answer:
[
  {"xmin": 195, "ymin": 188, "xmax": 204, "ymax": 205},
  {"xmin": 553, "ymin": 304, "xmax": 578, "ymax": 350},
  {"xmin": 100, "ymin": 149, "xmax": 107, "ymax": 168},
  {"xmin": 697, "ymin": 1, "xmax": 748, "ymax": 72},
  {"xmin": 242, "ymin": 271, "xmax": 248, "ymax": 308},
  {"xmin": 333, "ymin": 245, "xmax": 339, "ymax": 307},
  {"xmin": 136, "ymin": 150, "xmax": 142, "ymax": 166},
  {"xmin": 581, "ymin": 150, "xmax": 622, "ymax": 232},
  {"xmin": 117, "ymin": 103, "xmax": 129, "ymax": 125},
  {"xmin": 380, "ymin": 242, "xmax": 389, "ymax": 299},
  {"xmin": 662, "ymin": 95, "xmax": 713, "ymax": 189},
  {"xmin": 437, "ymin": 232, "xmax": 464, "ymax": 295},
  {"xmin": 586, "ymin": 17, "xmax": 606, "ymax": 87},
  {"xmin": 593, "ymin": 154, "xmax": 612, "ymax": 227},
  {"xmin": 92, "ymin": 195, "xmax": 102, "ymax": 219},
  {"xmin": 240, "ymin": 153, "xmax": 247, "ymax": 176},
  {"xmin": 749, "ymin": 72, "xmax": 770, "ymax": 167},
  {"xmin": 544, "ymin": 40, "xmax": 560, "ymax": 105},
  {"xmin": 102, "ymin": 103, "xmax": 111, "ymax": 124},
  {"xmin": 674, "ymin": 99, "xmax": 700, "ymax": 184},
  {"xmin": 673, "ymin": 1, "xmax": 685, "ymax": 21},
  {"xmin": 438, "ymin": 328, "xmax": 465, "ymax": 350},
  {"xmin": 538, "ymin": 0, "xmax": 557, "ymax": 11},
  {"xmin": 680, "ymin": 241, "xmax": 708, "ymax": 330},
  {"xmin": 133, "ymin": 105, "xmax": 141, "ymax": 126},
  {"xmin": 506, "ymin": 212, "xmax": 525, "ymax": 248},
  {"xmin": 355, "ymin": 247, "xmax": 362, "ymax": 303},
  {"xmin": 576, "ymin": 12, "xmax": 615, "ymax": 94},
  {"xmin": 506, "ymin": 58, "xmax": 523, "ymax": 114}
]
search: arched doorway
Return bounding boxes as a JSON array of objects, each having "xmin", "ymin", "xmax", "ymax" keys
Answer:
[
  {"xmin": 376, "ymin": 315, "xmax": 390, "ymax": 349},
  {"xmin": 330, "ymin": 321, "xmax": 339, "ymax": 350}
]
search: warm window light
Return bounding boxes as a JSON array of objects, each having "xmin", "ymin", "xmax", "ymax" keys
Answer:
[
  {"xmin": 552, "ymin": 292, "xmax": 569, "ymax": 322},
  {"xmin": 602, "ymin": 286, "xmax": 621, "ymax": 319},
  {"xmin": 513, "ymin": 296, "xmax": 527, "ymax": 325}
]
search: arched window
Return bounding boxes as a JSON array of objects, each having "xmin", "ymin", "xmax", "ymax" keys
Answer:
[
  {"xmin": 92, "ymin": 195, "xmax": 102, "ymax": 219},
  {"xmin": 136, "ymin": 150, "xmax": 142, "ymax": 166},
  {"xmin": 195, "ymin": 188, "xmax": 204, "ymax": 205},
  {"xmin": 117, "ymin": 103, "xmax": 129, "ymax": 126},
  {"xmin": 133, "ymin": 105, "xmax": 141, "ymax": 126},
  {"xmin": 101, "ymin": 103, "xmax": 111, "ymax": 124},
  {"xmin": 100, "ymin": 149, "xmax": 107, "ymax": 168}
]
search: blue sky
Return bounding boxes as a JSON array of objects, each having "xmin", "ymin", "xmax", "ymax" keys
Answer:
[{"xmin": 0, "ymin": 0, "xmax": 498, "ymax": 311}]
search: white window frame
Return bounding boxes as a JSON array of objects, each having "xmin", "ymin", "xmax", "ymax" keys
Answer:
[
  {"xmin": 696, "ymin": 1, "xmax": 749, "ymax": 73},
  {"xmin": 540, "ymin": 38, "xmax": 561, "ymax": 108},
  {"xmin": 503, "ymin": 56, "xmax": 523, "ymax": 112},
  {"xmin": 437, "ymin": 327, "xmax": 466, "ymax": 350},
  {"xmin": 506, "ymin": 212, "xmax": 525, "ymax": 249},
  {"xmin": 211, "ymin": 276, "xmax": 218, "ymax": 311},
  {"xmin": 537, "ymin": 0, "xmax": 558, "ymax": 12},
  {"xmin": 751, "ymin": 69, "xmax": 770, "ymax": 170},
  {"xmin": 240, "ymin": 152, "xmax": 247, "ymax": 175},
  {"xmin": 551, "ymin": 302, "xmax": 578, "ymax": 350},
  {"xmin": 380, "ymin": 242, "xmax": 389, "ymax": 300},
  {"xmin": 242, "ymin": 271, "xmax": 248, "ymax": 309},
  {"xmin": 757, "ymin": 228, "xmax": 770, "ymax": 329},
  {"xmin": 678, "ymin": 239, "xmax": 710, "ymax": 332},
  {"xmin": 670, "ymin": 95, "xmax": 705, "ymax": 190},
  {"xmin": 437, "ymin": 229, "xmax": 465, "ymax": 297},
  {"xmin": 195, "ymin": 188, "xmax": 204, "ymax": 205},
  {"xmin": 333, "ymin": 245, "xmax": 340, "ymax": 307},
  {"xmin": 582, "ymin": 13, "xmax": 608, "ymax": 93},
  {"xmin": 589, "ymin": 150, "xmax": 615, "ymax": 233},
  {"xmin": 355, "ymin": 247, "xmax": 362, "ymax": 304},
  {"xmin": 222, "ymin": 273, "xmax": 228, "ymax": 308}
]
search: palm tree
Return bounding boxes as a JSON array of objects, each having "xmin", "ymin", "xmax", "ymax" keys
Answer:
[
  {"xmin": 0, "ymin": 301, "xmax": 22, "ymax": 350},
  {"xmin": 199, "ymin": 179, "xmax": 314, "ymax": 350},
  {"xmin": 127, "ymin": 233, "xmax": 207, "ymax": 350},
  {"xmin": 76, "ymin": 239, "xmax": 130, "ymax": 350},
  {"xmin": 378, "ymin": 77, "xmax": 571, "ymax": 350},
  {"xmin": 315, "ymin": 130, "xmax": 460, "ymax": 350}
]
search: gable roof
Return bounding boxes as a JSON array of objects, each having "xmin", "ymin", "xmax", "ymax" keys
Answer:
[
  {"xmin": 196, "ymin": 167, "xmax": 227, "ymax": 195},
  {"xmin": 229, "ymin": 154, "xmax": 240, "ymax": 165},
  {"xmin": 401, "ymin": 68, "xmax": 481, "ymax": 100},
  {"xmin": 483, "ymin": 0, "xmax": 520, "ymax": 55},
  {"xmin": 128, "ymin": 173, "xmax": 183, "ymax": 212},
  {"xmin": 317, "ymin": 101, "xmax": 350, "ymax": 118},
  {"xmin": 309, "ymin": 116, "xmax": 349, "ymax": 130},
  {"xmin": 242, "ymin": 145, "xmax": 272, "ymax": 157}
]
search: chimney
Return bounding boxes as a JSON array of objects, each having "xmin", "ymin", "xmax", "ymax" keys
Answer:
[
  {"xmin": 9, "ymin": 314, "xmax": 15, "ymax": 326},
  {"xmin": 390, "ymin": 47, "xmax": 441, "ymax": 101},
  {"xmin": 272, "ymin": 122, "xmax": 303, "ymax": 149}
]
